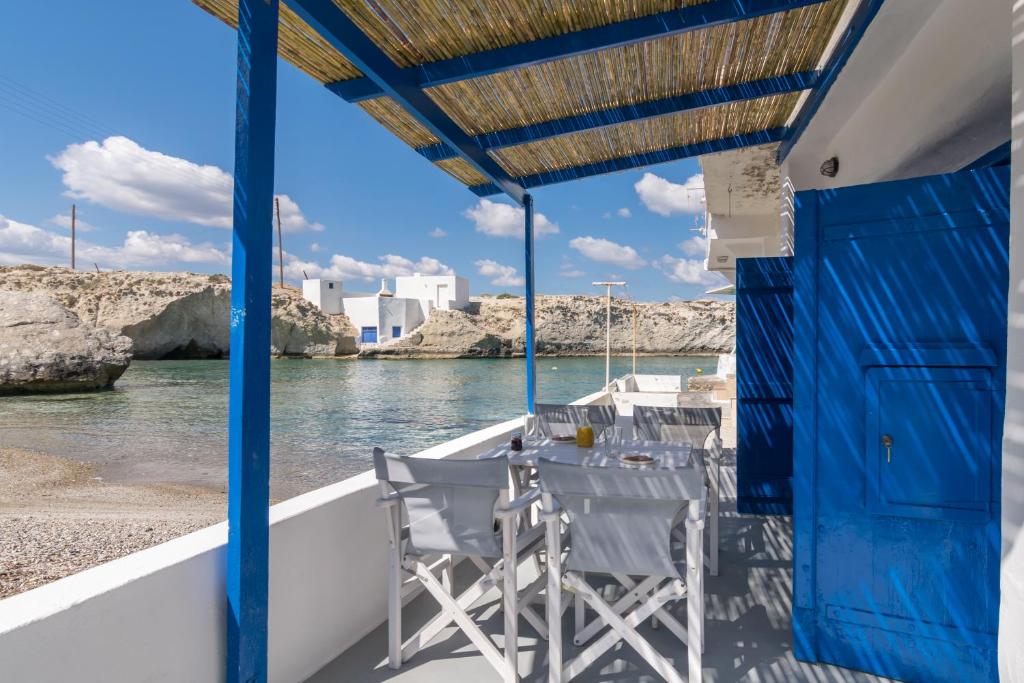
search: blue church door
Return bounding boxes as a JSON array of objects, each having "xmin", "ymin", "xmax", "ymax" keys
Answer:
[{"xmin": 792, "ymin": 167, "xmax": 1008, "ymax": 681}]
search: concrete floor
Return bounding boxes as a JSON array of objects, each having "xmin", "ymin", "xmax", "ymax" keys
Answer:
[{"xmin": 308, "ymin": 451, "xmax": 894, "ymax": 683}]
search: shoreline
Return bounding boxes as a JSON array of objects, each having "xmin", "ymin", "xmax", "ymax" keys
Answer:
[{"xmin": 0, "ymin": 448, "xmax": 226, "ymax": 598}]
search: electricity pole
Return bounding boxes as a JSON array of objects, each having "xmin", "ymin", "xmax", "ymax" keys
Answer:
[
  {"xmin": 274, "ymin": 196, "xmax": 284, "ymax": 288},
  {"xmin": 592, "ymin": 281, "xmax": 626, "ymax": 388},
  {"xmin": 70, "ymin": 204, "xmax": 76, "ymax": 270}
]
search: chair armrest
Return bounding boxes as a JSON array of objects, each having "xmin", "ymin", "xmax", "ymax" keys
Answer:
[
  {"xmin": 376, "ymin": 491, "xmax": 402, "ymax": 508},
  {"xmin": 495, "ymin": 488, "xmax": 541, "ymax": 519}
]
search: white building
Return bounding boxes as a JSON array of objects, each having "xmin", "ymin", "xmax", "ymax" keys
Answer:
[
  {"xmin": 302, "ymin": 274, "xmax": 470, "ymax": 344},
  {"xmin": 394, "ymin": 273, "xmax": 469, "ymax": 318},
  {"xmin": 300, "ymin": 279, "xmax": 343, "ymax": 315},
  {"xmin": 341, "ymin": 279, "xmax": 424, "ymax": 344}
]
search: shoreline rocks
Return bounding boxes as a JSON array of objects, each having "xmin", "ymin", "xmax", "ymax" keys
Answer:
[
  {"xmin": 362, "ymin": 295, "xmax": 734, "ymax": 358},
  {"xmin": 0, "ymin": 267, "xmax": 735, "ymax": 362},
  {"xmin": 0, "ymin": 292, "xmax": 132, "ymax": 394},
  {"xmin": 0, "ymin": 266, "xmax": 358, "ymax": 359}
]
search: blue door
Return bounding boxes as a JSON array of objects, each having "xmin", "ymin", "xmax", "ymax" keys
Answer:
[
  {"xmin": 792, "ymin": 167, "xmax": 1008, "ymax": 681},
  {"xmin": 735, "ymin": 256, "xmax": 793, "ymax": 514},
  {"xmin": 391, "ymin": 326, "xmax": 401, "ymax": 338},
  {"xmin": 360, "ymin": 326, "xmax": 378, "ymax": 343}
]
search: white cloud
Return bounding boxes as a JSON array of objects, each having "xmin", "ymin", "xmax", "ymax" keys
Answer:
[
  {"xmin": 568, "ymin": 236, "xmax": 646, "ymax": 270},
  {"xmin": 475, "ymin": 259, "xmax": 525, "ymax": 287},
  {"xmin": 51, "ymin": 213, "xmax": 96, "ymax": 232},
  {"xmin": 678, "ymin": 235, "xmax": 708, "ymax": 257},
  {"xmin": 634, "ymin": 172, "xmax": 705, "ymax": 217},
  {"xmin": 463, "ymin": 199, "xmax": 559, "ymax": 239},
  {"xmin": 50, "ymin": 136, "xmax": 322, "ymax": 231},
  {"xmin": 0, "ymin": 215, "xmax": 226, "ymax": 269},
  {"xmin": 429, "ymin": 227, "xmax": 447, "ymax": 238},
  {"xmin": 309, "ymin": 242, "xmax": 322, "ymax": 253},
  {"xmin": 617, "ymin": 207, "xmax": 632, "ymax": 219},
  {"xmin": 559, "ymin": 257, "xmax": 585, "ymax": 278},
  {"xmin": 655, "ymin": 254, "xmax": 725, "ymax": 286},
  {"xmin": 284, "ymin": 250, "xmax": 454, "ymax": 283}
]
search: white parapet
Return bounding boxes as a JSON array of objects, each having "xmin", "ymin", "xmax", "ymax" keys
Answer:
[{"xmin": 0, "ymin": 388, "xmax": 611, "ymax": 683}]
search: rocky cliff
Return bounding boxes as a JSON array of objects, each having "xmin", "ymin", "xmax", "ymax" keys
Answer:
[
  {"xmin": 0, "ymin": 268, "xmax": 734, "ymax": 360},
  {"xmin": 0, "ymin": 292, "xmax": 132, "ymax": 394},
  {"xmin": 363, "ymin": 295, "xmax": 734, "ymax": 358},
  {"xmin": 0, "ymin": 267, "xmax": 358, "ymax": 359}
]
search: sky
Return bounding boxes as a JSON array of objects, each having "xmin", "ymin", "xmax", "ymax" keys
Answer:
[{"xmin": 0, "ymin": 0, "xmax": 728, "ymax": 302}]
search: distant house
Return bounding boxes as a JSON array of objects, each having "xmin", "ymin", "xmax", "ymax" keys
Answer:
[
  {"xmin": 394, "ymin": 273, "xmax": 469, "ymax": 318},
  {"xmin": 300, "ymin": 279, "xmax": 343, "ymax": 314},
  {"xmin": 301, "ymin": 274, "xmax": 470, "ymax": 344}
]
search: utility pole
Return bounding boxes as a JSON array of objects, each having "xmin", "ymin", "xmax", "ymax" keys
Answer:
[
  {"xmin": 592, "ymin": 281, "xmax": 626, "ymax": 389},
  {"xmin": 70, "ymin": 204, "xmax": 76, "ymax": 270},
  {"xmin": 274, "ymin": 196, "xmax": 284, "ymax": 288}
]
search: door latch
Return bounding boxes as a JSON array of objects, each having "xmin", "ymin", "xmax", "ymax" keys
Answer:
[{"xmin": 881, "ymin": 434, "xmax": 893, "ymax": 463}]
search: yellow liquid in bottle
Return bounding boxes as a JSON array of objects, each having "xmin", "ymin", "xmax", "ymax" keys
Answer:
[{"xmin": 576, "ymin": 425, "xmax": 595, "ymax": 448}]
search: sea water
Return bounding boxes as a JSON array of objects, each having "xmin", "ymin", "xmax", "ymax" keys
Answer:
[{"xmin": 0, "ymin": 356, "xmax": 716, "ymax": 497}]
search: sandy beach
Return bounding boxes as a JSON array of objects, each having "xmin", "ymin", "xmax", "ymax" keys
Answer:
[{"xmin": 0, "ymin": 447, "xmax": 225, "ymax": 599}]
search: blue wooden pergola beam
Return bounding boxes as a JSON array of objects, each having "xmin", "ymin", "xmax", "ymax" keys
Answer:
[
  {"xmin": 776, "ymin": 0, "xmax": 885, "ymax": 163},
  {"xmin": 417, "ymin": 71, "xmax": 818, "ymax": 162},
  {"xmin": 227, "ymin": 0, "xmax": 278, "ymax": 681},
  {"xmin": 470, "ymin": 127, "xmax": 787, "ymax": 196},
  {"xmin": 523, "ymin": 194, "xmax": 536, "ymax": 414},
  {"xmin": 289, "ymin": 0, "xmax": 526, "ymax": 204},
  {"xmin": 327, "ymin": 0, "xmax": 832, "ymax": 103}
]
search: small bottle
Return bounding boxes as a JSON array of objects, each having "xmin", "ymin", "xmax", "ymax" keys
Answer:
[
  {"xmin": 510, "ymin": 432, "xmax": 523, "ymax": 451},
  {"xmin": 576, "ymin": 424, "xmax": 595, "ymax": 448}
]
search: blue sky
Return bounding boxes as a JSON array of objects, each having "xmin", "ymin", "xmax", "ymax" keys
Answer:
[{"xmin": 0, "ymin": 0, "xmax": 726, "ymax": 301}]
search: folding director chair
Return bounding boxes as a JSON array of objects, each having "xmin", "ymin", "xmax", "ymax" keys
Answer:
[
  {"xmin": 373, "ymin": 448, "xmax": 547, "ymax": 683},
  {"xmin": 633, "ymin": 406, "xmax": 723, "ymax": 576},
  {"xmin": 539, "ymin": 458, "xmax": 706, "ymax": 683},
  {"xmin": 532, "ymin": 403, "xmax": 618, "ymax": 440}
]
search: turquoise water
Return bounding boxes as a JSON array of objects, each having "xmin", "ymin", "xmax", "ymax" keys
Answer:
[{"xmin": 0, "ymin": 356, "xmax": 716, "ymax": 497}]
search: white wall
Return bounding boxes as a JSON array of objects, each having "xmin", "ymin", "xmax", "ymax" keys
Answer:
[
  {"xmin": 301, "ymin": 279, "xmax": 343, "ymax": 315},
  {"xmin": 341, "ymin": 296, "xmax": 380, "ymax": 338},
  {"xmin": 395, "ymin": 274, "xmax": 470, "ymax": 318},
  {"xmin": 0, "ymin": 388, "xmax": 612, "ymax": 683},
  {"xmin": 705, "ymin": 213, "xmax": 781, "ymax": 282},
  {"xmin": 343, "ymin": 297, "xmax": 424, "ymax": 342},
  {"xmin": 782, "ymin": 0, "xmax": 1009, "ymax": 193},
  {"xmin": 1000, "ymin": 5, "xmax": 1024, "ymax": 679}
]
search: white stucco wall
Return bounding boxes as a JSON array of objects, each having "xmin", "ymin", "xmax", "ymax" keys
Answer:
[
  {"xmin": 343, "ymin": 296, "xmax": 424, "ymax": 342},
  {"xmin": 340, "ymin": 296, "xmax": 380, "ymax": 338},
  {"xmin": 395, "ymin": 274, "xmax": 469, "ymax": 318},
  {"xmin": 705, "ymin": 213, "xmax": 781, "ymax": 282},
  {"xmin": 301, "ymin": 279, "xmax": 343, "ymax": 315},
  {"xmin": 782, "ymin": 0, "xmax": 1009, "ymax": 193},
  {"xmin": 0, "ymin": 389, "xmax": 612, "ymax": 683},
  {"xmin": 1000, "ymin": 4, "xmax": 1024, "ymax": 679}
]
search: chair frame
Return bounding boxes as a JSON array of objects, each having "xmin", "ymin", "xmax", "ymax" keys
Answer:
[
  {"xmin": 375, "ymin": 450, "xmax": 547, "ymax": 683},
  {"xmin": 543, "ymin": 490, "xmax": 705, "ymax": 683},
  {"xmin": 633, "ymin": 406, "xmax": 723, "ymax": 577}
]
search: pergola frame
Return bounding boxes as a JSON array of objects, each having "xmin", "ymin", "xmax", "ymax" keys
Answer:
[{"xmin": 223, "ymin": 0, "xmax": 882, "ymax": 680}]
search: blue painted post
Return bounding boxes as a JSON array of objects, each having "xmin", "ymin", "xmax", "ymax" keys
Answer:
[
  {"xmin": 524, "ymin": 193, "xmax": 536, "ymax": 414},
  {"xmin": 228, "ymin": 1, "xmax": 278, "ymax": 681}
]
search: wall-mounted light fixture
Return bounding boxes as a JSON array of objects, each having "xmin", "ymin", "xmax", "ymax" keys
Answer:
[{"xmin": 820, "ymin": 157, "xmax": 839, "ymax": 177}]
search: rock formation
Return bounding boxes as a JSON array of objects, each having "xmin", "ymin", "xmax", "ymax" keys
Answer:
[
  {"xmin": 0, "ymin": 291, "xmax": 132, "ymax": 394},
  {"xmin": 363, "ymin": 295, "xmax": 734, "ymax": 358},
  {"xmin": 0, "ymin": 267, "xmax": 358, "ymax": 358},
  {"xmin": 0, "ymin": 267, "xmax": 733, "ymax": 361}
]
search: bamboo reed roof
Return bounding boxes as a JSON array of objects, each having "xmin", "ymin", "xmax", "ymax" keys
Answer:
[{"xmin": 192, "ymin": 0, "xmax": 848, "ymax": 195}]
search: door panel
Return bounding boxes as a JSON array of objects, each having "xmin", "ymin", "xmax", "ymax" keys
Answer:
[
  {"xmin": 736, "ymin": 257, "xmax": 793, "ymax": 514},
  {"xmin": 867, "ymin": 366, "xmax": 991, "ymax": 521},
  {"xmin": 792, "ymin": 167, "xmax": 1008, "ymax": 682}
]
